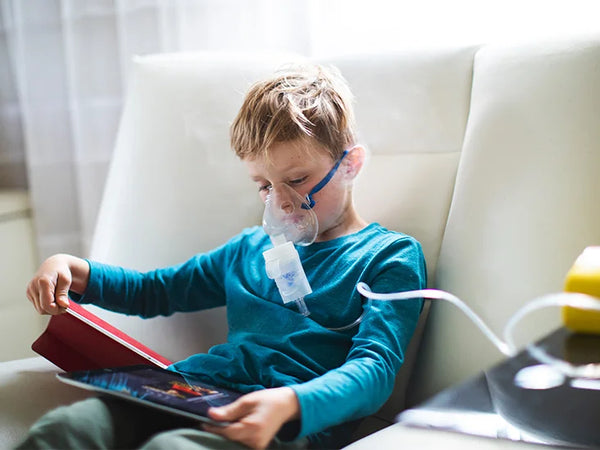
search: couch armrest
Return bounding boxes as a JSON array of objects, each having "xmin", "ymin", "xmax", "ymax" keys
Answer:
[{"xmin": 0, "ymin": 357, "xmax": 92, "ymax": 448}]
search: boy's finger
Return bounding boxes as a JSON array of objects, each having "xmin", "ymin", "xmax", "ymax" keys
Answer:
[
  {"xmin": 37, "ymin": 277, "xmax": 56, "ymax": 313},
  {"xmin": 26, "ymin": 283, "xmax": 40, "ymax": 313},
  {"xmin": 36, "ymin": 274, "xmax": 69, "ymax": 314}
]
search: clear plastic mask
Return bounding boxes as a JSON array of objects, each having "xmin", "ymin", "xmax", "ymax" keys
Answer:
[{"xmin": 262, "ymin": 183, "xmax": 318, "ymax": 246}]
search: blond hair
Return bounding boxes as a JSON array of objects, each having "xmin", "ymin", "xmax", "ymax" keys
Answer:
[{"xmin": 230, "ymin": 64, "xmax": 356, "ymax": 161}]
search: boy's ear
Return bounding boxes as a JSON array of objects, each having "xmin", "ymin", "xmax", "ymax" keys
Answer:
[{"xmin": 342, "ymin": 145, "xmax": 366, "ymax": 180}]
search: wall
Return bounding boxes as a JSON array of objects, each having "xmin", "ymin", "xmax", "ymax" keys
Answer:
[{"xmin": 0, "ymin": 190, "xmax": 46, "ymax": 361}]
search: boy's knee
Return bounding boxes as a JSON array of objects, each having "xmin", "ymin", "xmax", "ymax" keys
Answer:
[
  {"xmin": 16, "ymin": 398, "xmax": 112, "ymax": 449},
  {"xmin": 141, "ymin": 428, "xmax": 246, "ymax": 450},
  {"xmin": 16, "ymin": 406, "xmax": 77, "ymax": 449}
]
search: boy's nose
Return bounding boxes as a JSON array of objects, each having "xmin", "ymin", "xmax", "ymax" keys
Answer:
[
  {"xmin": 280, "ymin": 201, "xmax": 294, "ymax": 215},
  {"xmin": 270, "ymin": 185, "xmax": 297, "ymax": 215}
]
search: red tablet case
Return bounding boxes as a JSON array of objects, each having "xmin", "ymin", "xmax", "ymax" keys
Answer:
[{"xmin": 32, "ymin": 301, "xmax": 172, "ymax": 372}]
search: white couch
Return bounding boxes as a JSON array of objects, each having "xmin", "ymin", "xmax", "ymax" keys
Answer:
[{"xmin": 2, "ymin": 35, "xmax": 600, "ymax": 449}]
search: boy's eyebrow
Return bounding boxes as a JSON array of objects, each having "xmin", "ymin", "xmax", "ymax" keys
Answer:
[
  {"xmin": 278, "ymin": 165, "xmax": 303, "ymax": 175},
  {"xmin": 249, "ymin": 165, "xmax": 309, "ymax": 181},
  {"xmin": 276, "ymin": 157, "xmax": 311, "ymax": 173}
]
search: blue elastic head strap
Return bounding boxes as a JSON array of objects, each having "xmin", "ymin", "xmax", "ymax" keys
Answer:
[{"xmin": 302, "ymin": 149, "xmax": 349, "ymax": 209}]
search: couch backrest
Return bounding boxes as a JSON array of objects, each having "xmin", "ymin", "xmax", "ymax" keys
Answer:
[
  {"xmin": 328, "ymin": 48, "xmax": 477, "ymax": 279},
  {"xmin": 409, "ymin": 35, "xmax": 600, "ymax": 405}
]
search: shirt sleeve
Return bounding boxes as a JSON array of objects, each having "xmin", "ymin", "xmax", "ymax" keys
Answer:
[
  {"xmin": 289, "ymin": 236, "xmax": 427, "ymax": 438},
  {"xmin": 71, "ymin": 240, "xmax": 235, "ymax": 317}
]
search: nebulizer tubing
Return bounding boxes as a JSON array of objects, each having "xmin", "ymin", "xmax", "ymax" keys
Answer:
[
  {"xmin": 503, "ymin": 292, "xmax": 600, "ymax": 378},
  {"xmin": 325, "ymin": 304, "xmax": 371, "ymax": 332},
  {"xmin": 356, "ymin": 282, "xmax": 511, "ymax": 356},
  {"xmin": 354, "ymin": 282, "xmax": 600, "ymax": 379}
]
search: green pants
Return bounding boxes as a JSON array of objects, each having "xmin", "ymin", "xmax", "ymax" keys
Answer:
[{"xmin": 15, "ymin": 396, "xmax": 307, "ymax": 449}]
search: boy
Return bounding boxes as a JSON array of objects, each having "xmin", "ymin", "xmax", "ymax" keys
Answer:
[{"xmin": 20, "ymin": 64, "xmax": 426, "ymax": 449}]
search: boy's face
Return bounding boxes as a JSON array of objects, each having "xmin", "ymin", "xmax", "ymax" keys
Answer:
[{"xmin": 244, "ymin": 139, "xmax": 354, "ymax": 242}]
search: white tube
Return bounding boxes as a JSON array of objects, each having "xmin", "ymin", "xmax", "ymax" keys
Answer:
[
  {"xmin": 356, "ymin": 282, "xmax": 512, "ymax": 356},
  {"xmin": 356, "ymin": 282, "xmax": 600, "ymax": 379},
  {"xmin": 503, "ymin": 292, "xmax": 600, "ymax": 379}
]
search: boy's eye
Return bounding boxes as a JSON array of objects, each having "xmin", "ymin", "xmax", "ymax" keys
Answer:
[
  {"xmin": 289, "ymin": 176, "xmax": 308, "ymax": 185},
  {"xmin": 257, "ymin": 176, "xmax": 307, "ymax": 193}
]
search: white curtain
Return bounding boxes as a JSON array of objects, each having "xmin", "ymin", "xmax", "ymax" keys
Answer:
[
  {"xmin": 1, "ymin": 0, "xmax": 599, "ymax": 261},
  {"xmin": 2, "ymin": 0, "xmax": 313, "ymax": 260}
]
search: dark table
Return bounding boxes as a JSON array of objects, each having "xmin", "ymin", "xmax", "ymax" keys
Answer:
[{"xmin": 397, "ymin": 328, "xmax": 600, "ymax": 448}]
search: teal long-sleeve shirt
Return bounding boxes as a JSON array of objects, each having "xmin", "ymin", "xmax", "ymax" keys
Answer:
[{"xmin": 75, "ymin": 223, "xmax": 426, "ymax": 447}]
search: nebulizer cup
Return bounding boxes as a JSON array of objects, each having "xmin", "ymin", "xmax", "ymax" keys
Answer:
[{"xmin": 262, "ymin": 184, "xmax": 317, "ymax": 316}]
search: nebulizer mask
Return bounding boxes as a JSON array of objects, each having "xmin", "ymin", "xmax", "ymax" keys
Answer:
[
  {"xmin": 262, "ymin": 150, "xmax": 350, "ymax": 316},
  {"xmin": 262, "ymin": 184, "xmax": 316, "ymax": 316},
  {"xmin": 262, "ymin": 183, "xmax": 319, "ymax": 247}
]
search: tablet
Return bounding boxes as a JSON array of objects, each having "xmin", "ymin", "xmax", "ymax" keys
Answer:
[{"xmin": 57, "ymin": 365, "xmax": 243, "ymax": 425}]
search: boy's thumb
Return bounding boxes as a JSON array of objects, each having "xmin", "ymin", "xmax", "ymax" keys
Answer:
[
  {"xmin": 209, "ymin": 399, "xmax": 250, "ymax": 422},
  {"xmin": 55, "ymin": 273, "xmax": 71, "ymax": 308},
  {"xmin": 56, "ymin": 293, "xmax": 70, "ymax": 309}
]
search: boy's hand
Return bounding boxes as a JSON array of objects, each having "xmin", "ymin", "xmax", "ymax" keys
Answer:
[
  {"xmin": 203, "ymin": 387, "xmax": 300, "ymax": 450},
  {"xmin": 26, "ymin": 254, "xmax": 89, "ymax": 315}
]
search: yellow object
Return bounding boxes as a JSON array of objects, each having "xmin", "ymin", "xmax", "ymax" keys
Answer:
[{"xmin": 562, "ymin": 246, "xmax": 600, "ymax": 334}]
